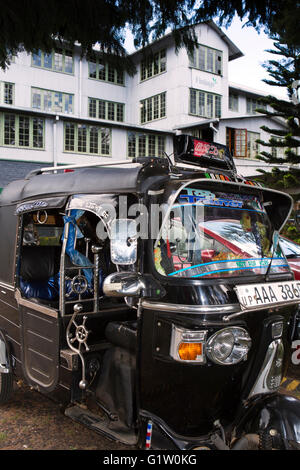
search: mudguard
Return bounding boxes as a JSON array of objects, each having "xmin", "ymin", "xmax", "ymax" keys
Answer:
[
  {"xmin": 235, "ymin": 394, "xmax": 300, "ymax": 449},
  {"xmin": 0, "ymin": 330, "xmax": 12, "ymax": 374}
]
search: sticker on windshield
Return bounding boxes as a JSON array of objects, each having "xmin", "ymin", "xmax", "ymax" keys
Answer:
[{"xmin": 177, "ymin": 188, "xmax": 264, "ymax": 213}]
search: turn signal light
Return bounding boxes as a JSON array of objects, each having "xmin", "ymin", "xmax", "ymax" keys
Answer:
[{"xmin": 178, "ymin": 342, "xmax": 203, "ymax": 361}]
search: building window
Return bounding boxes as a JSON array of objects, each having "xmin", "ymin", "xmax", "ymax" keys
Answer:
[
  {"xmin": 190, "ymin": 45, "xmax": 222, "ymax": 75},
  {"xmin": 140, "ymin": 49, "xmax": 167, "ymax": 81},
  {"xmin": 0, "ymin": 82, "xmax": 14, "ymax": 105},
  {"xmin": 32, "ymin": 88, "xmax": 74, "ymax": 114},
  {"xmin": 127, "ymin": 132, "xmax": 165, "ymax": 158},
  {"xmin": 247, "ymin": 131, "xmax": 260, "ymax": 159},
  {"xmin": 140, "ymin": 92, "xmax": 166, "ymax": 124},
  {"xmin": 189, "ymin": 89, "xmax": 221, "ymax": 118},
  {"xmin": 229, "ymin": 93, "xmax": 238, "ymax": 111},
  {"xmin": 88, "ymin": 98, "xmax": 124, "ymax": 122},
  {"xmin": 64, "ymin": 122, "xmax": 111, "ymax": 156},
  {"xmin": 271, "ymin": 136, "xmax": 286, "ymax": 159},
  {"xmin": 226, "ymin": 127, "xmax": 260, "ymax": 159},
  {"xmin": 88, "ymin": 57, "xmax": 124, "ymax": 85},
  {"xmin": 246, "ymin": 97, "xmax": 267, "ymax": 114},
  {"xmin": 1, "ymin": 113, "xmax": 44, "ymax": 149},
  {"xmin": 32, "ymin": 48, "xmax": 74, "ymax": 74}
]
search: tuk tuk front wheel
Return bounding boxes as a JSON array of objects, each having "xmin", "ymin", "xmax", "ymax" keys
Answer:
[{"xmin": 0, "ymin": 372, "xmax": 13, "ymax": 404}]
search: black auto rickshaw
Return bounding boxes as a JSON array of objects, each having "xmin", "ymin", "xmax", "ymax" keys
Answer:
[{"xmin": 0, "ymin": 135, "xmax": 299, "ymax": 450}]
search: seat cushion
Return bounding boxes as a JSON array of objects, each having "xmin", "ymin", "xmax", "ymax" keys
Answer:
[{"xmin": 20, "ymin": 246, "xmax": 60, "ymax": 282}]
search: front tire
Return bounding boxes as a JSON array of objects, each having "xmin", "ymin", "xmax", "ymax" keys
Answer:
[{"xmin": 0, "ymin": 371, "xmax": 13, "ymax": 404}]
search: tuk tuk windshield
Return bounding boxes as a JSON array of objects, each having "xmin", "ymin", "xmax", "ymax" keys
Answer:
[{"xmin": 154, "ymin": 186, "xmax": 290, "ymax": 279}]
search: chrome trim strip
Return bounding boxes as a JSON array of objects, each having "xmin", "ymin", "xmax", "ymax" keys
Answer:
[
  {"xmin": 248, "ymin": 339, "xmax": 284, "ymax": 398},
  {"xmin": 141, "ymin": 300, "xmax": 240, "ymax": 314},
  {"xmin": 15, "ymin": 289, "xmax": 58, "ymax": 318},
  {"xmin": 0, "ymin": 281, "xmax": 14, "ymax": 292}
]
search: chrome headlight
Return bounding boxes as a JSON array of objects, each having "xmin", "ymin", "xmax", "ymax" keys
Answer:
[{"xmin": 206, "ymin": 327, "xmax": 251, "ymax": 365}]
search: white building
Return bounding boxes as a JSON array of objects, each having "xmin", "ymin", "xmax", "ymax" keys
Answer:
[{"xmin": 0, "ymin": 21, "xmax": 288, "ymax": 189}]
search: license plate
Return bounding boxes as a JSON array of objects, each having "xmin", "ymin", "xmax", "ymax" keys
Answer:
[{"xmin": 235, "ymin": 280, "xmax": 300, "ymax": 311}]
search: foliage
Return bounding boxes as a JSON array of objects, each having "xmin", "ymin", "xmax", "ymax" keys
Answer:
[
  {"xmin": 281, "ymin": 219, "xmax": 300, "ymax": 244},
  {"xmin": 0, "ymin": 0, "xmax": 299, "ymax": 72},
  {"xmin": 255, "ymin": 35, "xmax": 300, "ymax": 194}
]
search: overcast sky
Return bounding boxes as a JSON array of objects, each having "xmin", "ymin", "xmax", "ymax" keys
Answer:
[
  {"xmin": 125, "ymin": 15, "xmax": 287, "ymax": 100},
  {"xmin": 225, "ymin": 16, "xmax": 287, "ymax": 99}
]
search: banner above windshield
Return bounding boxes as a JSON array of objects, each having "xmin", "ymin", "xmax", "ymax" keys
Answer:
[{"xmin": 154, "ymin": 186, "xmax": 290, "ymax": 279}]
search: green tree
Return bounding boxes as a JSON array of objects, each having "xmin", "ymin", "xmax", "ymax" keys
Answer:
[
  {"xmin": 255, "ymin": 38, "xmax": 300, "ymax": 192},
  {"xmin": 0, "ymin": 0, "xmax": 299, "ymax": 71}
]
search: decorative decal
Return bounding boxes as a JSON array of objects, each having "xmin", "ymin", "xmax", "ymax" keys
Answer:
[
  {"xmin": 194, "ymin": 140, "xmax": 225, "ymax": 160},
  {"xmin": 16, "ymin": 200, "xmax": 48, "ymax": 214},
  {"xmin": 178, "ymin": 188, "xmax": 243, "ymax": 208}
]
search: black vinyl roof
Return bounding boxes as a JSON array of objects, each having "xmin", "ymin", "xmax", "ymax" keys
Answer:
[{"xmin": 0, "ymin": 159, "xmax": 170, "ymax": 206}]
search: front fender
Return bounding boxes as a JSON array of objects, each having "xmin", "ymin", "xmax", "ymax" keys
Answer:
[{"xmin": 235, "ymin": 394, "xmax": 300, "ymax": 449}]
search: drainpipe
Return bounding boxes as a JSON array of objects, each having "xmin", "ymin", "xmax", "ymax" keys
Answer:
[
  {"xmin": 79, "ymin": 57, "xmax": 82, "ymax": 117},
  {"xmin": 53, "ymin": 115, "xmax": 59, "ymax": 171}
]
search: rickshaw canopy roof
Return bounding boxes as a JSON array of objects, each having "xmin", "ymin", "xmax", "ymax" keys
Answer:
[{"xmin": 0, "ymin": 160, "xmax": 170, "ymax": 206}]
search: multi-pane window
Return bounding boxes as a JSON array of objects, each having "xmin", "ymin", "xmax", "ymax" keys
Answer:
[
  {"xmin": 140, "ymin": 49, "xmax": 167, "ymax": 81},
  {"xmin": 246, "ymin": 98, "xmax": 267, "ymax": 114},
  {"xmin": 190, "ymin": 45, "xmax": 222, "ymax": 75},
  {"xmin": 0, "ymin": 82, "xmax": 14, "ymax": 105},
  {"xmin": 229, "ymin": 93, "xmax": 238, "ymax": 111},
  {"xmin": 127, "ymin": 132, "xmax": 165, "ymax": 158},
  {"xmin": 271, "ymin": 136, "xmax": 286, "ymax": 159},
  {"xmin": 189, "ymin": 89, "xmax": 221, "ymax": 118},
  {"xmin": 88, "ymin": 98, "xmax": 124, "ymax": 122},
  {"xmin": 140, "ymin": 92, "xmax": 166, "ymax": 123},
  {"xmin": 64, "ymin": 122, "xmax": 111, "ymax": 155},
  {"xmin": 32, "ymin": 88, "xmax": 74, "ymax": 114},
  {"xmin": 2, "ymin": 113, "xmax": 44, "ymax": 149},
  {"xmin": 88, "ymin": 57, "xmax": 124, "ymax": 85},
  {"xmin": 32, "ymin": 48, "xmax": 74, "ymax": 74},
  {"xmin": 247, "ymin": 131, "xmax": 260, "ymax": 159}
]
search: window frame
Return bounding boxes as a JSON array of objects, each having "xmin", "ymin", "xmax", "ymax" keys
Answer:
[
  {"xmin": 140, "ymin": 49, "xmax": 167, "ymax": 82},
  {"xmin": 31, "ymin": 87, "xmax": 74, "ymax": 114},
  {"xmin": 1, "ymin": 112, "xmax": 45, "ymax": 149},
  {"xmin": 189, "ymin": 44, "xmax": 223, "ymax": 76},
  {"xmin": 88, "ymin": 97, "xmax": 125, "ymax": 122},
  {"xmin": 88, "ymin": 57, "xmax": 124, "ymax": 86},
  {"xmin": 63, "ymin": 121, "xmax": 111, "ymax": 156},
  {"xmin": 246, "ymin": 97, "xmax": 267, "ymax": 114},
  {"xmin": 189, "ymin": 88, "xmax": 221, "ymax": 118},
  {"xmin": 229, "ymin": 93, "xmax": 239, "ymax": 111},
  {"xmin": 140, "ymin": 92, "xmax": 166, "ymax": 124},
  {"xmin": 31, "ymin": 48, "xmax": 74, "ymax": 74},
  {"xmin": 127, "ymin": 131, "xmax": 166, "ymax": 158},
  {"xmin": 0, "ymin": 81, "xmax": 15, "ymax": 105}
]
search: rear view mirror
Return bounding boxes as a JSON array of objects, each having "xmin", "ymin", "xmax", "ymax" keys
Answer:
[{"xmin": 110, "ymin": 219, "xmax": 137, "ymax": 265}]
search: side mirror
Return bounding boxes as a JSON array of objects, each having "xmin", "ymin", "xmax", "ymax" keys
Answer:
[
  {"xmin": 111, "ymin": 219, "xmax": 137, "ymax": 265},
  {"xmin": 103, "ymin": 272, "xmax": 165, "ymax": 299},
  {"xmin": 103, "ymin": 272, "xmax": 146, "ymax": 297}
]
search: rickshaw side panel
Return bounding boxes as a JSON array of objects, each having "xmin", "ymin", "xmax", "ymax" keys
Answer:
[
  {"xmin": 0, "ymin": 203, "xmax": 18, "ymax": 286},
  {"xmin": 0, "ymin": 203, "xmax": 22, "ymax": 372},
  {"xmin": 19, "ymin": 300, "xmax": 60, "ymax": 391}
]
